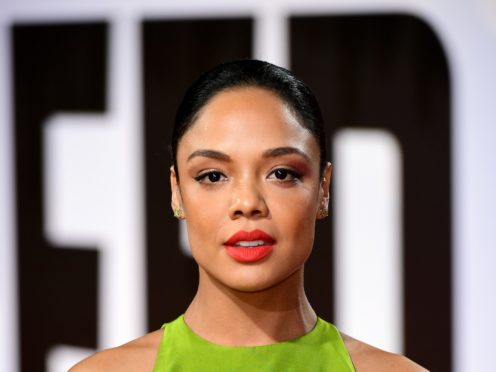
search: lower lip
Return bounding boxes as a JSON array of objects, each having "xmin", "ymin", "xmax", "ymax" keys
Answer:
[{"xmin": 224, "ymin": 245, "xmax": 273, "ymax": 263}]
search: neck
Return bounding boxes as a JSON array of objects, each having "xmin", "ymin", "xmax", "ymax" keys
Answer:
[{"xmin": 183, "ymin": 267, "xmax": 316, "ymax": 346}]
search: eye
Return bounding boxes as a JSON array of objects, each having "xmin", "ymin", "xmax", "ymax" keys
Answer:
[
  {"xmin": 268, "ymin": 168, "xmax": 301, "ymax": 182},
  {"xmin": 195, "ymin": 170, "xmax": 227, "ymax": 184}
]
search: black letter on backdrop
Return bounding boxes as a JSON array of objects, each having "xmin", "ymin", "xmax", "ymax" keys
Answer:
[
  {"xmin": 13, "ymin": 23, "xmax": 106, "ymax": 372},
  {"xmin": 291, "ymin": 14, "xmax": 452, "ymax": 372},
  {"xmin": 143, "ymin": 18, "xmax": 253, "ymax": 328}
]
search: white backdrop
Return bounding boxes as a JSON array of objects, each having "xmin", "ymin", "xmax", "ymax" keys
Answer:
[{"xmin": 1, "ymin": 0, "xmax": 495, "ymax": 371}]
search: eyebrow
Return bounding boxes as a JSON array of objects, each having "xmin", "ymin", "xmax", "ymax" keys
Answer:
[
  {"xmin": 187, "ymin": 149, "xmax": 232, "ymax": 162},
  {"xmin": 187, "ymin": 147, "xmax": 311, "ymax": 162},
  {"xmin": 262, "ymin": 147, "xmax": 311, "ymax": 162}
]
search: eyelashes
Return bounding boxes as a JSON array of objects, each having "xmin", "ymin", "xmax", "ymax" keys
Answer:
[{"xmin": 194, "ymin": 168, "xmax": 302, "ymax": 185}]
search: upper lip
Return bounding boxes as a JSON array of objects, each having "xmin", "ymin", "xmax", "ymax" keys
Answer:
[{"xmin": 224, "ymin": 229, "xmax": 276, "ymax": 246}]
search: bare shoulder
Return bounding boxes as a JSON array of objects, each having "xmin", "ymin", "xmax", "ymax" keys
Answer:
[
  {"xmin": 69, "ymin": 328, "xmax": 164, "ymax": 372},
  {"xmin": 341, "ymin": 333, "xmax": 429, "ymax": 372}
]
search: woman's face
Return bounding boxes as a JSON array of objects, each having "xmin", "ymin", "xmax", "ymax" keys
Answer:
[{"xmin": 171, "ymin": 86, "xmax": 331, "ymax": 292}]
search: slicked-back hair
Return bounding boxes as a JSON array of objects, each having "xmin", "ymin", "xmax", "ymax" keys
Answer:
[{"xmin": 171, "ymin": 59, "xmax": 327, "ymax": 180}]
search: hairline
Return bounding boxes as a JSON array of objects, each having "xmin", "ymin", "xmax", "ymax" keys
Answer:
[{"xmin": 174, "ymin": 83, "xmax": 320, "ymax": 171}]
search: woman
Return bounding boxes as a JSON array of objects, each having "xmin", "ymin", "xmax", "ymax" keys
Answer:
[{"xmin": 71, "ymin": 60, "xmax": 426, "ymax": 371}]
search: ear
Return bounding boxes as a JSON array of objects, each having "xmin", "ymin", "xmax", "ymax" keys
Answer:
[
  {"xmin": 170, "ymin": 165, "xmax": 184, "ymax": 215},
  {"xmin": 317, "ymin": 162, "xmax": 332, "ymax": 219}
]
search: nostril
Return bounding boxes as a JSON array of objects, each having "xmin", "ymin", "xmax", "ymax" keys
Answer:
[{"xmin": 232, "ymin": 207, "xmax": 262, "ymax": 218}]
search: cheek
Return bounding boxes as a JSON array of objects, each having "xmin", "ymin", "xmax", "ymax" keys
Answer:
[
  {"xmin": 270, "ymin": 186, "xmax": 318, "ymax": 220},
  {"xmin": 182, "ymin": 183, "xmax": 224, "ymax": 218},
  {"xmin": 269, "ymin": 188, "xmax": 318, "ymax": 244},
  {"xmin": 181, "ymin": 187, "xmax": 226, "ymax": 252}
]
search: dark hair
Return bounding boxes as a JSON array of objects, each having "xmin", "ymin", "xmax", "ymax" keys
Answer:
[{"xmin": 171, "ymin": 59, "xmax": 327, "ymax": 179}]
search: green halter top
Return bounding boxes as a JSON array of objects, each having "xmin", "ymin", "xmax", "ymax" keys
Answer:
[{"xmin": 153, "ymin": 315, "xmax": 355, "ymax": 371}]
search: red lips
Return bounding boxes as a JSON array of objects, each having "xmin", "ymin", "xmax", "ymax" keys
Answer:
[{"xmin": 224, "ymin": 229, "xmax": 275, "ymax": 263}]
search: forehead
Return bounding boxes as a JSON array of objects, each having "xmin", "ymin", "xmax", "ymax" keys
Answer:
[{"xmin": 177, "ymin": 86, "xmax": 319, "ymax": 159}]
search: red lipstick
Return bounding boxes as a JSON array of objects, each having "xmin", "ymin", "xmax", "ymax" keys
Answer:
[{"xmin": 224, "ymin": 229, "xmax": 275, "ymax": 263}]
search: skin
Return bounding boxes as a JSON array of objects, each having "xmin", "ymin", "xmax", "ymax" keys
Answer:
[{"xmin": 70, "ymin": 87, "xmax": 428, "ymax": 371}]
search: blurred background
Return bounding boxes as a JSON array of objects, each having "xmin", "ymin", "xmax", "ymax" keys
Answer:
[{"xmin": 0, "ymin": 0, "xmax": 495, "ymax": 371}]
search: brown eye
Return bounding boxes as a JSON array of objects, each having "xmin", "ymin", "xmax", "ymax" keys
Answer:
[
  {"xmin": 274, "ymin": 169, "xmax": 289, "ymax": 180},
  {"xmin": 207, "ymin": 172, "xmax": 221, "ymax": 182},
  {"xmin": 195, "ymin": 171, "xmax": 227, "ymax": 184},
  {"xmin": 268, "ymin": 168, "xmax": 301, "ymax": 182}
]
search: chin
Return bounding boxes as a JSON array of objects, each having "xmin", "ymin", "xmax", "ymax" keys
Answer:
[
  {"xmin": 227, "ymin": 281, "xmax": 276, "ymax": 294},
  {"xmin": 221, "ymin": 270, "xmax": 293, "ymax": 294}
]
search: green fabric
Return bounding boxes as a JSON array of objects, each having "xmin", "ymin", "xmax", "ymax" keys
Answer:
[{"xmin": 153, "ymin": 315, "xmax": 355, "ymax": 371}]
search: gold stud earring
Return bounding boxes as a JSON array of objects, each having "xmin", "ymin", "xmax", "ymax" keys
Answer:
[
  {"xmin": 173, "ymin": 208, "xmax": 185, "ymax": 220},
  {"xmin": 318, "ymin": 206, "xmax": 329, "ymax": 219}
]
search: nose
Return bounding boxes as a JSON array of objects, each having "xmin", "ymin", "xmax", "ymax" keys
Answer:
[{"xmin": 229, "ymin": 178, "xmax": 269, "ymax": 220}]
